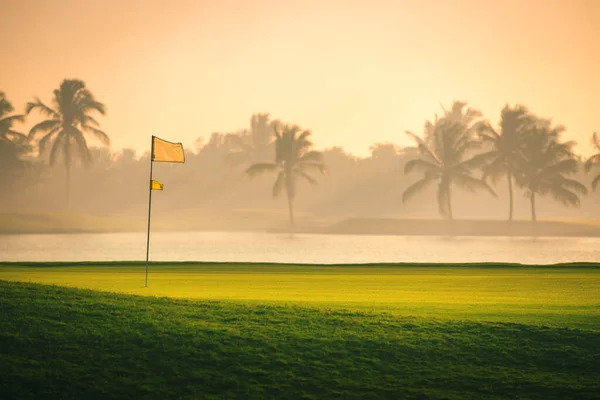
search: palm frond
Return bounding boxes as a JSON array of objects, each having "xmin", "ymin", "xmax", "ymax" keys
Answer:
[
  {"xmin": 29, "ymin": 119, "xmax": 60, "ymax": 138},
  {"xmin": 39, "ymin": 128, "xmax": 61, "ymax": 156},
  {"xmin": 404, "ymin": 158, "xmax": 440, "ymax": 175},
  {"xmin": 80, "ymin": 99, "xmax": 106, "ymax": 116},
  {"xmin": 295, "ymin": 169, "xmax": 318, "ymax": 185},
  {"xmin": 82, "ymin": 115, "xmax": 100, "ymax": 127},
  {"xmin": 1, "ymin": 129, "xmax": 27, "ymax": 140},
  {"xmin": 591, "ymin": 173, "xmax": 600, "ymax": 191},
  {"xmin": 452, "ymin": 173, "xmax": 497, "ymax": 197},
  {"xmin": 71, "ymin": 127, "xmax": 93, "ymax": 166},
  {"xmin": 26, "ymin": 99, "xmax": 59, "ymax": 119},
  {"xmin": 555, "ymin": 177, "xmax": 588, "ymax": 195},
  {"xmin": 49, "ymin": 132, "xmax": 66, "ymax": 166},
  {"xmin": 296, "ymin": 130, "xmax": 312, "ymax": 144},
  {"xmin": 296, "ymin": 162, "xmax": 327, "ymax": 174},
  {"xmin": 453, "ymin": 134, "xmax": 481, "ymax": 160},
  {"xmin": 298, "ymin": 150, "xmax": 323, "ymax": 163},
  {"xmin": 545, "ymin": 184, "xmax": 584, "ymax": 207},
  {"xmin": 246, "ymin": 163, "xmax": 278, "ymax": 177},
  {"xmin": 293, "ymin": 133, "xmax": 313, "ymax": 156},
  {"xmin": 585, "ymin": 154, "xmax": 600, "ymax": 172},
  {"xmin": 405, "ymin": 131, "xmax": 442, "ymax": 165},
  {"xmin": 456, "ymin": 150, "xmax": 498, "ymax": 171},
  {"xmin": 82, "ymin": 124, "xmax": 110, "ymax": 146},
  {"xmin": 0, "ymin": 93, "xmax": 15, "ymax": 116},
  {"xmin": 538, "ymin": 158, "xmax": 579, "ymax": 179},
  {"xmin": 402, "ymin": 177, "xmax": 434, "ymax": 204},
  {"xmin": 0, "ymin": 114, "xmax": 25, "ymax": 125},
  {"xmin": 481, "ymin": 157, "xmax": 508, "ymax": 184},
  {"xmin": 477, "ymin": 121, "xmax": 500, "ymax": 142}
]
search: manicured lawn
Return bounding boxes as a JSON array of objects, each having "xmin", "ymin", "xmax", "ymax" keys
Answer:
[
  {"xmin": 1, "ymin": 263, "xmax": 599, "ymax": 328},
  {"xmin": 1, "ymin": 263, "xmax": 599, "ymax": 399}
]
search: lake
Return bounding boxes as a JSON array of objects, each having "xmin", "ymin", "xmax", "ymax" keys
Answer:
[{"xmin": 0, "ymin": 231, "xmax": 599, "ymax": 264}]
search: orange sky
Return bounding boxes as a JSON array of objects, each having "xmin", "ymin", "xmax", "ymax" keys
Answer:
[{"xmin": 2, "ymin": 0, "xmax": 599, "ymax": 157}]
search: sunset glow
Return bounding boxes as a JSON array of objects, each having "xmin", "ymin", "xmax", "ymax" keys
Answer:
[{"xmin": 3, "ymin": 0, "xmax": 598, "ymax": 156}]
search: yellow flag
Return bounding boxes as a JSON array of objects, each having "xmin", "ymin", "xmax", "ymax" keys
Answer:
[
  {"xmin": 151, "ymin": 180, "xmax": 164, "ymax": 191},
  {"xmin": 152, "ymin": 136, "xmax": 185, "ymax": 163}
]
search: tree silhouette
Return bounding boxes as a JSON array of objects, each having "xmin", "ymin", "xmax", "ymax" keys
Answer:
[
  {"xmin": 584, "ymin": 132, "xmax": 600, "ymax": 191},
  {"xmin": 0, "ymin": 92, "xmax": 28, "ymax": 172},
  {"xmin": 26, "ymin": 79, "xmax": 108, "ymax": 202},
  {"xmin": 246, "ymin": 123, "xmax": 326, "ymax": 228},
  {"xmin": 226, "ymin": 113, "xmax": 274, "ymax": 167},
  {"xmin": 403, "ymin": 102, "xmax": 495, "ymax": 220},
  {"xmin": 476, "ymin": 105, "xmax": 533, "ymax": 221},
  {"xmin": 0, "ymin": 92, "xmax": 25, "ymax": 141},
  {"xmin": 514, "ymin": 120, "xmax": 587, "ymax": 221}
]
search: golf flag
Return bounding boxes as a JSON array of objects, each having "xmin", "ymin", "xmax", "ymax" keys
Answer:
[
  {"xmin": 152, "ymin": 136, "xmax": 185, "ymax": 163},
  {"xmin": 150, "ymin": 180, "xmax": 163, "ymax": 191},
  {"xmin": 145, "ymin": 135, "xmax": 185, "ymax": 288}
]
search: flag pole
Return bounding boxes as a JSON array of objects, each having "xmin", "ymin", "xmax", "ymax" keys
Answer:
[{"xmin": 145, "ymin": 136, "xmax": 155, "ymax": 287}]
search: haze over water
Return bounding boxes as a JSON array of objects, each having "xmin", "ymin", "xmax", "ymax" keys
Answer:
[{"xmin": 1, "ymin": 232, "xmax": 599, "ymax": 264}]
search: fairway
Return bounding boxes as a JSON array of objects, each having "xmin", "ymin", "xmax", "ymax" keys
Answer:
[
  {"xmin": 1, "ymin": 279, "xmax": 600, "ymax": 400},
  {"xmin": 1, "ymin": 263, "xmax": 599, "ymax": 329}
]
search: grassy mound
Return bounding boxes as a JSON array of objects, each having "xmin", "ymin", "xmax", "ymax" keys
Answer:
[{"xmin": 1, "ymin": 280, "xmax": 599, "ymax": 399}]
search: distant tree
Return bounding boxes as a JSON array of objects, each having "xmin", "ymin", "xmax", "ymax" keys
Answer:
[
  {"xmin": 0, "ymin": 92, "xmax": 25, "ymax": 141},
  {"xmin": 369, "ymin": 143, "xmax": 399, "ymax": 161},
  {"xmin": 476, "ymin": 105, "xmax": 533, "ymax": 221},
  {"xmin": 0, "ymin": 92, "xmax": 28, "ymax": 172},
  {"xmin": 26, "ymin": 79, "xmax": 108, "ymax": 201},
  {"xmin": 246, "ymin": 123, "xmax": 326, "ymax": 228},
  {"xmin": 514, "ymin": 120, "xmax": 587, "ymax": 221},
  {"xmin": 584, "ymin": 132, "xmax": 600, "ymax": 191},
  {"xmin": 226, "ymin": 113, "xmax": 274, "ymax": 166},
  {"xmin": 403, "ymin": 102, "xmax": 495, "ymax": 220}
]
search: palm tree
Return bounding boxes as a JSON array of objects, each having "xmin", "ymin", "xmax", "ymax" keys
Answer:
[
  {"xmin": 226, "ymin": 113, "xmax": 274, "ymax": 166},
  {"xmin": 0, "ymin": 92, "xmax": 26, "ymax": 143},
  {"xmin": 584, "ymin": 132, "xmax": 600, "ymax": 191},
  {"xmin": 514, "ymin": 120, "xmax": 587, "ymax": 222},
  {"xmin": 0, "ymin": 92, "xmax": 28, "ymax": 169},
  {"xmin": 403, "ymin": 102, "xmax": 495, "ymax": 220},
  {"xmin": 476, "ymin": 105, "xmax": 533, "ymax": 221},
  {"xmin": 246, "ymin": 123, "xmax": 326, "ymax": 228},
  {"xmin": 26, "ymin": 79, "xmax": 108, "ymax": 201}
]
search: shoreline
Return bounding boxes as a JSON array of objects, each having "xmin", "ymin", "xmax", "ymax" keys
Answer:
[{"xmin": 1, "ymin": 215, "xmax": 600, "ymax": 237}]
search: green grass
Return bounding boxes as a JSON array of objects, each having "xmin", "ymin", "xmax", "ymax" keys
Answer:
[
  {"xmin": 1, "ymin": 263, "xmax": 599, "ymax": 399},
  {"xmin": 1, "ymin": 262, "xmax": 599, "ymax": 328}
]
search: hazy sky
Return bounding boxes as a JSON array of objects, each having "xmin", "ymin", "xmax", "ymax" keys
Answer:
[{"xmin": 2, "ymin": 0, "xmax": 599, "ymax": 157}]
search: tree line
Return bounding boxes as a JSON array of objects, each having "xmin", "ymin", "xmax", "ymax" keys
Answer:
[{"xmin": 1, "ymin": 79, "xmax": 599, "ymax": 226}]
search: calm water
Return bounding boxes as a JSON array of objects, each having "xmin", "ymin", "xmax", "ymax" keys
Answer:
[{"xmin": 0, "ymin": 231, "xmax": 599, "ymax": 264}]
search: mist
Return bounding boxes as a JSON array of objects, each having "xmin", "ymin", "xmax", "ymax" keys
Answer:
[
  {"xmin": 1, "ymin": 107, "xmax": 599, "ymax": 235},
  {"xmin": 1, "ymin": 0, "xmax": 599, "ymax": 235}
]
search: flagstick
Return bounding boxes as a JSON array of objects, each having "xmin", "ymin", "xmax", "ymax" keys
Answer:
[{"xmin": 144, "ymin": 136, "xmax": 155, "ymax": 288}]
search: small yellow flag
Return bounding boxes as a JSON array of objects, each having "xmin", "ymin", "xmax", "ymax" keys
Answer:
[
  {"xmin": 152, "ymin": 136, "xmax": 185, "ymax": 163},
  {"xmin": 151, "ymin": 180, "xmax": 164, "ymax": 191}
]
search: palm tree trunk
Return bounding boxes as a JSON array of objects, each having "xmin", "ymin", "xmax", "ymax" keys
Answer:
[
  {"xmin": 530, "ymin": 192, "xmax": 536, "ymax": 222},
  {"xmin": 287, "ymin": 195, "xmax": 294, "ymax": 227},
  {"xmin": 447, "ymin": 186, "xmax": 453, "ymax": 221},
  {"xmin": 507, "ymin": 169, "xmax": 514, "ymax": 221},
  {"xmin": 285, "ymin": 176, "xmax": 295, "ymax": 232},
  {"xmin": 64, "ymin": 133, "xmax": 70, "ymax": 208}
]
